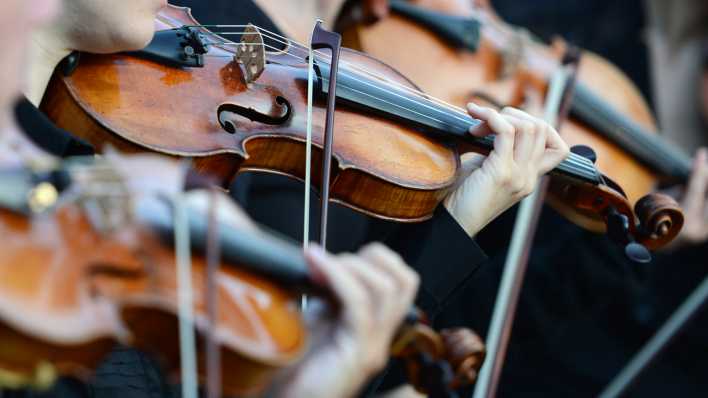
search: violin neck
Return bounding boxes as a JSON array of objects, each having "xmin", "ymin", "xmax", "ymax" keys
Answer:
[
  {"xmin": 316, "ymin": 62, "xmax": 600, "ymax": 184},
  {"xmin": 135, "ymin": 196, "xmax": 321, "ymax": 294},
  {"xmin": 570, "ymin": 83, "xmax": 693, "ymax": 182}
]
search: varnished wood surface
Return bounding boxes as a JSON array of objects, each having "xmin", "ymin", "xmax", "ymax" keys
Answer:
[
  {"xmin": 0, "ymin": 203, "xmax": 306, "ymax": 395},
  {"xmin": 344, "ymin": 0, "xmax": 678, "ymax": 242},
  {"xmin": 42, "ymin": 5, "xmax": 465, "ymax": 222}
]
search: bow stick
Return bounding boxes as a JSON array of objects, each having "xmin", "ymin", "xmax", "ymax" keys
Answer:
[
  {"xmin": 472, "ymin": 51, "xmax": 581, "ymax": 398},
  {"xmin": 599, "ymin": 274, "xmax": 708, "ymax": 397},
  {"xmin": 304, "ymin": 20, "xmax": 342, "ymax": 250},
  {"xmin": 175, "ymin": 162, "xmax": 199, "ymax": 398},
  {"xmin": 302, "ymin": 21, "xmax": 342, "ymax": 309}
]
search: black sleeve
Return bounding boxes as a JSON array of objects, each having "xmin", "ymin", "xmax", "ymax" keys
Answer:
[
  {"xmin": 14, "ymin": 97, "xmax": 94, "ymax": 158},
  {"xmin": 383, "ymin": 206, "xmax": 487, "ymax": 319}
]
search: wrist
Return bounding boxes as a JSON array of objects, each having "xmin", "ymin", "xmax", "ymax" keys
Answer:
[
  {"xmin": 443, "ymin": 190, "xmax": 512, "ymax": 238},
  {"xmin": 443, "ymin": 194, "xmax": 483, "ymax": 237}
]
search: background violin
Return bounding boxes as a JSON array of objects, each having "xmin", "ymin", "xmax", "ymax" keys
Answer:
[
  {"xmin": 0, "ymin": 158, "xmax": 484, "ymax": 396},
  {"xmin": 40, "ymin": 4, "xmax": 681, "ymax": 251},
  {"xmin": 338, "ymin": 0, "xmax": 689, "ymax": 250}
]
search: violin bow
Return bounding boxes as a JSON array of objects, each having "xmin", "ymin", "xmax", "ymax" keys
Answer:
[
  {"xmin": 472, "ymin": 51, "xmax": 581, "ymax": 398},
  {"xmin": 599, "ymin": 275, "xmax": 708, "ymax": 397},
  {"xmin": 302, "ymin": 22, "xmax": 469, "ymax": 397},
  {"xmin": 302, "ymin": 19, "xmax": 343, "ymax": 308},
  {"xmin": 174, "ymin": 161, "xmax": 199, "ymax": 398},
  {"xmin": 204, "ymin": 186, "xmax": 222, "ymax": 398},
  {"xmin": 312, "ymin": 22, "xmax": 342, "ymax": 250},
  {"xmin": 176, "ymin": 166, "xmax": 223, "ymax": 398},
  {"xmin": 303, "ymin": 20, "xmax": 342, "ymax": 252}
]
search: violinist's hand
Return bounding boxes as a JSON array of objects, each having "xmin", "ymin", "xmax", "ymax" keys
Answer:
[
  {"xmin": 443, "ymin": 103, "xmax": 569, "ymax": 237},
  {"xmin": 662, "ymin": 148, "xmax": 708, "ymax": 251},
  {"xmin": 272, "ymin": 243, "xmax": 419, "ymax": 398}
]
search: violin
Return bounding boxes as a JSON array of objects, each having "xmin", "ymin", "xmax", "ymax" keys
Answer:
[
  {"xmin": 0, "ymin": 158, "xmax": 306, "ymax": 395},
  {"xmin": 0, "ymin": 157, "xmax": 484, "ymax": 396},
  {"xmin": 39, "ymin": 4, "xmax": 680, "ymax": 251},
  {"xmin": 338, "ymin": 0, "xmax": 689, "ymax": 251}
]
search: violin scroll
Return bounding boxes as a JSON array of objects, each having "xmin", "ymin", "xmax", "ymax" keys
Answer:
[
  {"xmin": 634, "ymin": 193, "xmax": 684, "ymax": 250},
  {"xmin": 440, "ymin": 328, "xmax": 486, "ymax": 389},
  {"xmin": 392, "ymin": 323, "xmax": 485, "ymax": 395}
]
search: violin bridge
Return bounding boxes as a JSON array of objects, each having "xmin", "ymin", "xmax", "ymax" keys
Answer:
[
  {"xmin": 236, "ymin": 24, "xmax": 266, "ymax": 84},
  {"xmin": 72, "ymin": 162, "xmax": 133, "ymax": 235},
  {"xmin": 501, "ymin": 27, "xmax": 531, "ymax": 78}
]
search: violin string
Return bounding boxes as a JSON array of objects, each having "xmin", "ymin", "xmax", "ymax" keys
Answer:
[
  {"xmin": 198, "ymin": 23, "xmax": 578, "ymax": 139},
  {"xmin": 210, "ymin": 34, "xmax": 486, "ymax": 132},
  {"xmin": 196, "ymin": 26, "xmax": 598, "ymax": 179},
  {"xmin": 204, "ymin": 29, "xmax": 597, "ymax": 176},
  {"xmin": 202, "ymin": 36, "xmax": 485, "ymax": 130},
  {"xmin": 203, "ymin": 39, "xmax": 597, "ymax": 179},
  {"xmin": 203, "ymin": 28, "xmax": 477, "ymax": 121},
  {"xmin": 191, "ymin": 24, "xmax": 484, "ymax": 120},
  {"xmin": 203, "ymin": 26, "xmax": 588, "ymax": 152},
  {"xmin": 215, "ymin": 26, "xmax": 594, "ymax": 176}
]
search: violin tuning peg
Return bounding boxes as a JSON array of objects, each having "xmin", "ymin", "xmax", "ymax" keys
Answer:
[
  {"xmin": 625, "ymin": 242, "xmax": 652, "ymax": 264},
  {"xmin": 60, "ymin": 52, "xmax": 81, "ymax": 77},
  {"xmin": 606, "ymin": 207, "xmax": 652, "ymax": 264},
  {"xmin": 606, "ymin": 207, "xmax": 630, "ymax": 243}
]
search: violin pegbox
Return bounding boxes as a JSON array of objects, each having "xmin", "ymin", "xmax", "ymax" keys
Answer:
[{"xmin": 236, "ymin": 24, "xmax": 266, "ymax": 84}]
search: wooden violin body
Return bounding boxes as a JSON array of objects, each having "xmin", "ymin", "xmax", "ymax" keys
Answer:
[
  {"xmin": 43, "ymin": 5, "xmax": 463, "ymax": 222},
  {"xmin": 41, "ymin": 5, "xmax": 681, "ymax": 249},
  {"xmin": 0, "ymin": 163, "xmax": 485, "ymax": 395},
  {"xmin": 0, "ymin": 196, "xmax": 306, "ymax": 395},
  {"xmin": 340, "ymin": 0, "xmax": 685, "ymax": 249}
]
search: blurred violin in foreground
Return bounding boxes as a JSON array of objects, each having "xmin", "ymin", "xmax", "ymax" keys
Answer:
[{"xmin": 0, "ymin": 156, "xmax": 484, "ymax": 396}]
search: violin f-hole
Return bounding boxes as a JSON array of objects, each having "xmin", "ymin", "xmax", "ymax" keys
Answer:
[{"xmin": 217, "ymin": 95, "xmax": 291, "ymax": 134}]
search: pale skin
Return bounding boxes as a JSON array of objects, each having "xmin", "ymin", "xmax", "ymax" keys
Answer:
[
  {"xmin": 0, "ymin": 0, "xmax": 60, "ymax": 167},
  {"xmin": 677, "ymin": 148, "xmax": 708, "ymax": 246},
  {"xmin": 670, "ymin": 68, "xmax": 708, "ymax": 248},
  {"xmin": 659, "ymin": 70, "xmax": 708, "ymax": 251},
  {"xmin": 662, "ymin": 147, "xmax": 708, "ymax": 251},
  {"xmin": 645, "ymin": 4, "xmax": 708, "ymax": 250}
]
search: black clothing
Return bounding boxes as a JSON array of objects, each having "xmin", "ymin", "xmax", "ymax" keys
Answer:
[
  {"xmin": 433, "ymin": 2, "xmax": 708, "ymax": 396},
  {"xmin": 14, "ymin": 97, "xmax": 94, "ymax": 157},
  {"xmin": 438, "ymin": 206, "xmax": 708, "ymax": 397}
]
